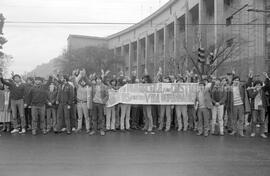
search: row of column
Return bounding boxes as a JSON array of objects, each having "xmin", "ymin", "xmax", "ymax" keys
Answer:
[{"xmin": 113, "ymin": 0, "xmax": 224, "ymax": 78}]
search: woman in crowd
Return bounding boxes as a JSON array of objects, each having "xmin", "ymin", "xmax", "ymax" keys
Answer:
[
  {"xmin": 0, "ymin": 84, "xmax": 11, "ymax": 132},
  {"xmin": 0, "ymin": 73, "xmax": 26, "ymax": 134}
]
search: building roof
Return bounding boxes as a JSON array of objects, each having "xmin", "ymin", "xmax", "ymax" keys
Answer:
[
  {"xmin": 106, "ymin": 0, "xmax": 177, "ymax": 39},
  {"xmin": 67, "ymin": 0, "xmax": 177, "ymax": 41},
  {"xmin": 67, "ymin": 34, "xmax": 107, "ymax": 41}
]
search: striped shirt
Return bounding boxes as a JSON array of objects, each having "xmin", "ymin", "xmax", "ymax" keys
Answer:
[{"xmin": 233, "ymin": 86, "xmax": 243, "ymax": 106}]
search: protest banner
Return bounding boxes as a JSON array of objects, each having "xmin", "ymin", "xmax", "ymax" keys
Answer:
[{"xmin": 106, "ymin": 83, "xmax": 199, "ymax": 107}]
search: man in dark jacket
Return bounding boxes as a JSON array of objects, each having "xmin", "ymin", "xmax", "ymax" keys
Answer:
[
  {"xmin": 25, "ymin": 76, "xmax": 52, "ymax": 135},
  {"xmin": 55, "ymin": 75, "xmax": 74, "ymax": 134},
  {"xmin": 24, "ymin": 77, "xmax": 34, "ymax": 130},
  {"xmin": 249, "ymin": 80, "xmax": 268, "ymax": 138},
  {"xmin": 210, "ymin": 78, "xmax": 227, "ymax": 135},
  {"xmin": 46, "ymin": 81, "xmax": 58, "ymax": 133},
  {"xmin": 0, "ymin": 73, "xmax": 26, "ymax": 134}
]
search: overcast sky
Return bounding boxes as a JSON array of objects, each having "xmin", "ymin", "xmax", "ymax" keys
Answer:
[{"xmin": 0, "ymin": 0, "xmax": 169, "ymax": 74}]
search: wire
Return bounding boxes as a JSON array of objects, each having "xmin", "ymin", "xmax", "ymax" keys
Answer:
[{"xmin": 5, "ymin": 21, "xmax": 270, "ymax": 26}]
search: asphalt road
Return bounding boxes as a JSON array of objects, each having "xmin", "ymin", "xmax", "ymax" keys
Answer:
[{"xmin": 0, "ymin": 131, "xmax": 270, "ymax": 176}]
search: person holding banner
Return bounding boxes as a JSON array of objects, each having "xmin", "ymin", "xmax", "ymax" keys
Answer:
[
  {"xmin": 142, "ymin": 74, "xmax": 155, "ymax": 134},
  {"xmin": 195, "ymin": 81, "xmax": 212, "ymax": 137},
  {"xmin": 106, "ymin": 78, "xmax": 118, "ymax": 131},
  {"xmin": 158, "ymin": 76, "xmax": 172, "ymax": 132},
  {"xmin": 119, "ymin": 77, "xmax": 131, "ymax": 131},
  {"xmin": 175, "ymin": 77, "xmax": 189, "ymax": 132}
]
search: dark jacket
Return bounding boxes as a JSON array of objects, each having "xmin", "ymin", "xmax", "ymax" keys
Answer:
[
  {"xmin": 0, "ymin": 78, "xmax": 25, "ymax": 100},
  {"xmin": 47, "ymin": 88, "xmax": 58, "ymax": 108},
  {"xmin": 24, "ymin": 83, "xmax": 33, "ymax": 104},
  {"xmin": 248, "ymin": 87, "xmax": 268, "ymax": 110},
  {"xmin": 211, "ymin": 86, "xmax": 227, "ymax": 105},
  {"xmin": 27, "ymin": 85, "xmax": 49, "ymax": 107},
  {"xmin": 92, "ymin": 83, "xmax": 108, "ymax": 105},
  {"xmin": 57, "ymin": 83, "xmax": 74, "ymax": 105}
]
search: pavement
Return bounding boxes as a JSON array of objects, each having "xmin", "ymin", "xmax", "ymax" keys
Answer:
[{"xmin": 0, "ymin": 130, "xmax": 270, "ymax": 176}]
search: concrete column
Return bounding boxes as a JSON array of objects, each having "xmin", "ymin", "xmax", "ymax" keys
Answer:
[
  {"xmin": 164, "ymin": 25, "xmax": 169, "ymax": 75},
  {"xmin": 199, "ymin": 0, "xmax": 207, "ymax": 48},
  {"xmin": 137, "ymin": 39, "xmax": 141, "ymax": 78},
  {"xmin": 113, "ymin": 48, "xmax": 117, "ymax": 57},
  {"xmin": 214, "ymin": 0, "xmax": 224, "ymax": 75},
  {"xmin": 145, "ymin": 35, "xmax": 149, "ymax": 72},
  {"xmin": 128, "ymin": 42, "xmax": 133, "ymax": 77},
  {"xmin": 174, "ymin": 16, "xmax": 180, "ymax": 74},
  {"xmin": 154, "ymin": 30, "xmax": 158, "ymax": 75},
  {"xmin": 185, "ymin": 0, "xmax": 191, "ymax": 70},
  {"xmin": 121, "ymin": 45, "xmax": 125, "ymax": 74}
]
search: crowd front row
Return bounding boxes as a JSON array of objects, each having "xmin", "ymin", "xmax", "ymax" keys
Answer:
[{"xmin": 0, "ymin": 70, "xmax": 269, "ymax": 139}]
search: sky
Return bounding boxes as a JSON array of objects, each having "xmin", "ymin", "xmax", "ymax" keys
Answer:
[{"xmin": 0, "ymin": 0, "xmax": 169, "ymax": 75}]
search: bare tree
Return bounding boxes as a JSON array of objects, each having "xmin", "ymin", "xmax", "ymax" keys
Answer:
[{"xmin": 184, "ymin": 35, "xmax": 244, "ymax": 79}]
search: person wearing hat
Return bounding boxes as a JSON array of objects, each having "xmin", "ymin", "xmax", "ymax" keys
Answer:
[
  {"xmin": 227, "ymin": 76, "xmax": 250, "ymax": 137},
  {"xmin": 248, "ymin": 80, "xmax": 268, "ymax": 138},
  {"xmin": 195, "ymin": 81, "xmax": 213, "ymax": 137},
  {"xmin": 0, "ymin": 73, "xmax": 26, "ymax": 134},
  {"xmin": 55, "ymin": 75, "xmax": 74, "ymax": 135},
  {"xmin": 25, "ymin": 76, "xmax": 52, "ymax": 135}
]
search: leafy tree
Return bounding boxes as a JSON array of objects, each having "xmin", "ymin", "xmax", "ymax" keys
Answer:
[{"xmin": 58, "ymin": 46, "xmax": 124, "ymax": 75}]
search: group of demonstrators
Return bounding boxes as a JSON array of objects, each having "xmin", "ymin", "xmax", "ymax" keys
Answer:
[{"xmin": 0, "ymin": 68, "xmax": 269, "ymax": 139}]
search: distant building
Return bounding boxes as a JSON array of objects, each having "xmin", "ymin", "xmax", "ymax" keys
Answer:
[
  {"xmin": 67, "ymin": 35, "xmax": 108, "ymax": 51},
  {"xmin": 68, "ymin": 0, "xmax": 269, "ymax": 79}
]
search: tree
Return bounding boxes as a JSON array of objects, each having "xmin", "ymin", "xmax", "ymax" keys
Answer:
[
  {"xmin": 0, "ymin": 54, "xmax": 13, "ymax": 76},
  {"xmin": 58, "ymin": 46, "xmax": 122, "ymax": 75},
  {"xmin": 184, "ymin": 35, "xmax": 244, "ymax": 80}
]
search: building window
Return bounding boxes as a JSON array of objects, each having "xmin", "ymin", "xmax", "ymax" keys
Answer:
[
  {"xmin": 226, "ymin": 38, "xmax": 234, "ymax": 47},
  {"xmin": 226, "ymin": 17, "xmax": 232, "ymax": 26},
  {"xmin": 224, "ymin": 0, "xmax": 234, "ymax": 7}
]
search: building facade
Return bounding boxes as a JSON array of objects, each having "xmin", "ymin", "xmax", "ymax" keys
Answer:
[
  {"xmin": 67, "ymin": 34, "xmax": 108, "ymax": 51},
  {"xmin": 68, "ymin": 0, "xmax": 269, "ymax": 79}
]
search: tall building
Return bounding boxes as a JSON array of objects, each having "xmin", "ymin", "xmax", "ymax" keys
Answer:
[{"xmin": 68, "ymin": 0, "xmax": 269, "ymax": 79}]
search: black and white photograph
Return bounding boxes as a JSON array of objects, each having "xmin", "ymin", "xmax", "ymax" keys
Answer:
[{"xmin": 0, "ymin": 0, "xmax": 270, "ymax": 175}]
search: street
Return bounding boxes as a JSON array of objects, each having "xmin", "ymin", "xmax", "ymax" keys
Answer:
[{"xmin": 0, "ymin": 131, "xmax": 270, "ymax": 176}]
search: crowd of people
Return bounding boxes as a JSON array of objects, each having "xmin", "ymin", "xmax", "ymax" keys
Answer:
[{"xmin": 0, "ymin": 68, "xmax": 269, "ymax": 139}]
